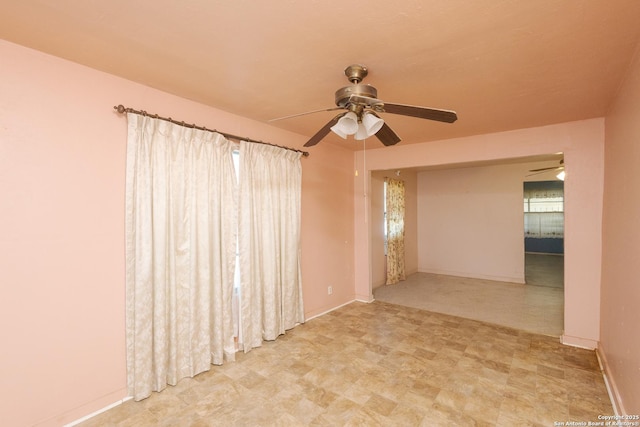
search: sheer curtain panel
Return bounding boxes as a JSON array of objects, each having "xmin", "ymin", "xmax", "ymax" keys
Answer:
[
  {"xmin": 385, "ymin": 178, "xmax": 406, "ymax": 285},
  {"xmin": 238, "ymin": 141, "xmax": 304, "ymax": 352},
  {"xmin": 125, "ymin": 114, "xmax": 237, "ymax": 400}
]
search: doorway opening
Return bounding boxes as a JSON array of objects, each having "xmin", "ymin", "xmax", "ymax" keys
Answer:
[{"xmin": 523, "ymin": 180, "xmax": 564, "ymax": 289}]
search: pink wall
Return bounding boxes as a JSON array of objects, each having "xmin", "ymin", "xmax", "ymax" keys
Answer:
[
  {"xmin": 415, "ymin": 160, "xmax": 565, "ymax": 283},
  {"xmin": 416, "ymin": 163, "xmax": 528, "ymax": 283},
  {"xmin": 354, "ymin": 119, "xmax": 604, "ymax": 349},
  {"xmin": 300, "ymin": 143, "xmax": 356, "ymax": 319},
  {"xmin": 601, "ymin": 43, "xmax": 640, "ymax": 413},
  {"xmin": 0, "ymin": 40, "xmax": 354, "ymax": 426}
]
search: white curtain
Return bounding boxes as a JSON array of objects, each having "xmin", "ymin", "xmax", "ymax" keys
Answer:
[
  {"xmin": 238, "ymin": 141, "xmax": 304, "ymax": 351},
  {"xmin": 524, "ymin": 212, "xmax": 564, "ymax": 238},
  {"xmin": 523, "ymin": 181, "xmax": 564, "ymax": 238},
  {"xmin": 125, "ymin": 114, "xmax": 237, "ymax": 401}
]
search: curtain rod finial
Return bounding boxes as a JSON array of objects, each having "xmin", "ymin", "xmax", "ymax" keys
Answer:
[{"xmin": 115, "ymin": 105, "xmax": 126, "ymax": 114}]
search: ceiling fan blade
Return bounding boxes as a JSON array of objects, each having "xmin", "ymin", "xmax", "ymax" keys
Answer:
[
  {"xmin": 528, "ymin": 166, "xmax": 563, "ymax": 173},
  {"xmin": 526, "ymin": 167, "xmax": 563, "ymax": 177},
  {"xmin": 374, "ymin": 122, "xmax": 401, "ymax": 146},
  {"xmin": 303, "ymin": 113, "xmax": 344, "ymax": 147},
  {"xmin": 382, "ymin": 102, "xmax": 458, "ymax": 123},
  {"xmin": 529, "ymin": 159, "xmax": 564, "ymax": 173},
  {"xmin": 268, "ymin": 107, "xmax": 344, "ymax": 122}
]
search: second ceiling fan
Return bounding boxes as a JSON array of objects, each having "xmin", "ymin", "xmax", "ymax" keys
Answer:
[
  {"xmin": 527, "ymin": 159, "xmax": 564, "ymax": 177},
  {"xmin": 271, "ymin": 64, "xmax": 459, "ymax": 147}
]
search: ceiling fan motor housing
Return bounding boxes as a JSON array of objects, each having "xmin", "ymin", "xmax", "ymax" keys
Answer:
[{"xmin": 335, "ymin": 84, "xmax": 378, "ymax": 108}]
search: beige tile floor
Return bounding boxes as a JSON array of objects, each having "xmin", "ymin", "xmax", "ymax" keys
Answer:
[
  {"xmin": 525, "ymin": 253, "xmax": 564, "ymax": 289},
  {"xmin": 374, "ymin": 269, "xmax": 564, "ymax": 336},
  {"xmin": 79, "ymin": 301, "xmax": 612, "ymax": 426}
]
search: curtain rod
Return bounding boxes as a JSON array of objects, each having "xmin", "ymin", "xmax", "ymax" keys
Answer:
[{"xmin": 113, "ymin": 105, "xmax": 309, "ymax": 157}]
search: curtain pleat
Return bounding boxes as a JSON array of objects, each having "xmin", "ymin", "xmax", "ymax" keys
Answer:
[
  {"xmin": 385, "ymin": 178, "xmax": 406, "ymax": 285},
  {"xmin": 238, "ymin": 142, "xmax": 304, "ymax": 352},
  {"xmin": 125, "ymin": 114, "xmax": 237, "ymax": 400}
]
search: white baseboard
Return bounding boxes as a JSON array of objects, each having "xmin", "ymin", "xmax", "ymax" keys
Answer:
[
  {"xmin": 560, "ymin": 334, "xmax": 598, "ymax": 350},
  {"xmin": 596, "ymin": 345, "xmax": 626, "ymax": 416},
  {"xmin": 64, "ymin": 395, "xmax": 132, "ymax": 427},
  {"xmin": 417, "ymin": 268, "xmax": 525, "ymax": 284},
  {"xmin": 304, "ymin": 299, "xmax": 358, "ymax": 321}
]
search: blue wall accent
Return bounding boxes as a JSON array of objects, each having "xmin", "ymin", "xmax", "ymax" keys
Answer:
[{"xmin": 525, "ymin": 237, "xmax": 564, "ymax": 254}]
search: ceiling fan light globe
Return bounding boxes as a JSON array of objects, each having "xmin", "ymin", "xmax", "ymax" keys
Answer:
[
  {"xmin": 331, "ymin": 111, "xmax": 359, "ymax": 137},
  {"xmin": 354, "ymin": 123, "xmax": 369, "ymax": 140},
  {"xmin": 330, "ymin": 123, "xmax": 349, "ymax": 138},
  {"xmin": 362, "ymin": 112, "xmax": 384, "ymax": 135}
]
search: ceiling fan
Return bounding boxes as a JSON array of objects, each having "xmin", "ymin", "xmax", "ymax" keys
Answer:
[
  {"xmin": 527, "ymin": 159, "xmax": 564, "ymax": 175},
  {"xmin": 527, "ymin": 159, "xmax": 565, "ymax": 180},
  {"xmin": 270, "ymin": 64, "xmax": 458, "ymax": 147}
]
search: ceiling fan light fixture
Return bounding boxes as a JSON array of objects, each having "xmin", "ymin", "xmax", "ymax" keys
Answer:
[
  {"xmin": 330, "ymin": 125, "xmax": 349, "ymax": 139},
  {"xmin": 362, "ymin": 112, "xmax": 384, "ymax": 135},
  {"xmin": 354, "ymin": 122, "xmax": 369, "ymax": 140},
  {"xmin": 330, "ymin": 111, "xmax": 358, "ymax": 138}
]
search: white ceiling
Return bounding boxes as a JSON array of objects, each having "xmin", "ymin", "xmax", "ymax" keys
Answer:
[{"xmin": 2, "ymin": 1, "xmax": 640, "ymax": 150}]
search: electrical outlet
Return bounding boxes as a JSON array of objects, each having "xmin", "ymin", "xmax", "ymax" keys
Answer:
[{"xmin": 328, "ymin": 286, "xmax": 333, "ymax": 295}]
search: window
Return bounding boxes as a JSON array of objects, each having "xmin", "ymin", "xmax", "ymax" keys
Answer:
[
  {"xmin": 524, "ymin": 196, "xmax": 563, "ymax": 213},
  {"xmin": 523, "ymin": 181, "xmax": 564, "ymax": 239}
]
